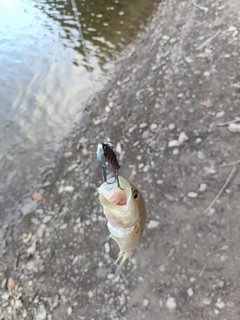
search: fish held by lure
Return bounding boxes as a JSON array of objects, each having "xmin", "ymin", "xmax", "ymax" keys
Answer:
[{"xmin": 98, "ymin": 176, "xmax": 147, "ymax": 278}]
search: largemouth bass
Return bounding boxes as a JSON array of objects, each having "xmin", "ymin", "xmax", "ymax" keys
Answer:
[{"xmin": 98, "ymin": 176, "xmax": 146, "ymax": 277}]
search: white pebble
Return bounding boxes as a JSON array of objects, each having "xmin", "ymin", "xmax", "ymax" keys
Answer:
[
  {"xmin": 139, "ymin": 122, "xmax": 148, "ymax": 128},
  {"xmin": 202, "ymin": 298, "xmax": 212, "ymax": 305},
  {"xmin": 166, "ymin": 297, "xmax": 177, "ymax": 311},
  {"xmin": 143, "ymin": 165, "xmax": 150, "ymax": 172},
  {"xmin": 215, "ymin": 301, "xmax": 225, "ymax": 309},
  {"xmin": 214, "ymin": 309, "xmax": 220, "ymax": 315},
  {"xmin": 178, "ymin": 131, "xmax": 189, "ymax": 145},
  {"xmin": 187, "ymin": 288, "xmax": 194, "ymax": 297},
  {"xmin": 88, "ymin": 291, "xmax": 94, "ymax": 299},
  {"xmin": 216, "ymin": 111, "xmax": 225, "ymax": 118},
  {"xmin": 67, "ymin": 307, "xmax": 73, "ymax": 315},
  {"xmin": 173, "ymin": 148, "xmax": 179, "ymax": 155},
  {"xmin": 64, "ymin": 186, "xmax": 75, "ymax": 193},
  {"xmin": 147, "ymin": 220, "xmax": 160, "ymax": 229},
  {"xmin": 168, "ymin": 140, "xmax": 179, "ymax": 148},
  {"xmin": 157, "ymin": 179, "xmax": 163, "ymax": 184},
  {"xmin": 104, "ymin": 242, "xmax": 110, "ymax": 254},
  {"xmin": 36, "ymin": 304, "xmax": 47, "ymax": 320},
  {"xmin": 116, "ymin": 142, "xmax": 122, "ymax": 155},
  {"xmin": 228, "ymin": 26, "xmax": 237, "ymax": 31},
  {"xmin": 159, "ymin": 264, "xmax": 165, "ymax": 272},
  {"xmin": 168, "ymin": 123, "xmax": 175, "ymax": 130},
  {"xmin": 105, "ymin": 106, "xmax": 111, "ymax": 113},
  {"xmin": 204, "ymin": 71, "xmax": 211, "ymax": 77},
  {"xmin": 196, "ymin": 138, "xmax": 202, "ymax": 144},
  {"xmin": 199, "ymin": 183, "xmax": 207, "ymax": 192},
  {"xmin": 150, "ymin": 123, "xmax": 158, "ymax": 132},
  {"xmin": 228, "ymin": 123, "xmax": 240, "ymax": 133},
  {"xmin": 162, "ymin": 35, "xmax": 170, "ymax": 40},
  {"xmin": 42, "ymin": 215, "xmax": 52, "ymax": 224},
  {"xmin": 187, "ymin": 192, "xmax": 198, "ymax": 198},
  {"xmin": 143, "ymin": 299, "xmax": 149, "ymax": 307}
]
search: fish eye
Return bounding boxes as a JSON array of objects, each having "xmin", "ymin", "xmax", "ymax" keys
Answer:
[{"xmin": 133, "ymin": 193, "xmax": 139, "ymax": 200}]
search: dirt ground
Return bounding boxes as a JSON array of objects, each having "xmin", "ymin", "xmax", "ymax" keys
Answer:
[{"xmin": 1, "ymin": 0, "xmax": 240, "ymax": 319}]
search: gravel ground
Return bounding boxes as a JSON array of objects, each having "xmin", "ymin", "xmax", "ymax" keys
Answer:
[{"xmin": 1, "ymin": 0, "xmax": 240, "ymax": 319}]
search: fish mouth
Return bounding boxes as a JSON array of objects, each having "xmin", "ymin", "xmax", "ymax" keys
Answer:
[{"xmin": 98, "ymin": 176, "xmax": 131, "ymax": 208}]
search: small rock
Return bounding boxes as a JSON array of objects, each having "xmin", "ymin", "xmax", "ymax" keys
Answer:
[
  {"xmin": 215, "ymin": 301, "xmax": 225, "ymax": 309},
  {"xmin": 150, "ymin": 123, "xmax": 158, "ymax": 132},
  {"xmin": 143, "ymin": 299, "xmax": 149, "ymax": 307},
  {"xmin": 228, "ymin": 26, "xmax": 237, "ymax": 31},
  {"xmin": 1, "ymin": 278, "xmax": 7, "ymax": 289},
  {"xmin": 165, "ymin": 194, "xmax": 175, "ymax": 202},
  {"xmin": 139, "ymin": 122, "xmax": 148, "ymax": 129},
  {"xmin": 36, "ymin": 224, "xmax": 46, "ymax": 240},
  {"xmin": 203, "ymin": 71, "xmax": 211, "ymax": 77},
  {"xmin": 67, "ymin": 307, "xmax": 73, "ymax": 316},
  {"xmin": 104, "ymin": 242, "xmax": 110, "ymax": 254},
  {"xmin": 168, "ymin": 140, "xmax": 179, "ymax": 148},
  {"xmin": 26, "ymin": 261, "xmax": 34, "ymax": 271},
  {"xmin": 7, "ymin": 277, "xmax": 15, "ymax": 290},
  {"xmin": 187, "ymin": 192, "xmax": 198, "ymax": 198},
  {"xmin": 168, "ymin": 123, "xmax": 175, "ymax": 130},
  {"xmin": 178, "ymin": 131, "xmax": 189, "ymax": 145},
  {"xmin": 147, "ymin": 220, "xmax": 160, "ymax": 229},
  {"xmin": 214, "ymin": 309, "xmax": 220, "ymax": 315},
  {"xmin": 36, "ymin": 304, "xmax": 47, "ymax": 320},
  {"xmin": 228, "ymin": 123, "xmax": 240, "ymax": 133},
  {"xmin": 200, "ymin": 100, "xmax": 213, "ymax": 108},
  {"xmin": 226, "ymin": 301, "xmax": 235, "ymax": 308},
  {"xmin": 157, "ymin": 179, "xmax": 163, "ymax": 184},
  {"xmin": 64, "ymin": 152, "xmax": 72, "ymax": 158},
  {"xmin": 162, "ymin": 35, "xmax": 170, "ymax": 40},
  {"xmin": 166, "ymin": 297, "xmax": 177, "ymax": 311},
  {"xmin": 116, "ymin": 142, "xmax": 122, "ymax": 155},
  {"xmin": 202, "ymin": 298, "xmax": 212, "ymax": 306},
  {"xmin": 67, "ymin": 164, "xmax": 78, "ymax": 172},
  {"xmin": 32, "ymin": 193, "xmax": 43, "ymax": 201},
  {"xmin": 199, "ymin": 183, "xmax": 207, "ymax": 192},
  {"xmin": 196, "ymin": 138, "xmax": 202, "ymax": 144},
  {"xmin": 142, "ymin": 130, "xmax": 149, "ymax": 139},
  {"xmin": 216, "ymin": 111, "xmax": 225, "ymax": 118},
  {"xmin": 20, "ymin": 201, "xmax": 38, "ymax": 216},
  {"xmin": 159, "ymin": 264, "xmax": 165, "ymax": 272},
  {"xmin": 187, "ymin": 288, "xmax": 194, "ymax": 297},
  {"xmin": 64, "ymin": 186, "xmax": 75, "ymax": 193},
  {"xmin": 173, "ymin": 148, "xmax": 179, "ymax": 155},
  {"xmin": 143, "ymin": 165, "xmax": 150, "ymax": 172},
  {"xmin": 52, "ymin": 295, "xmax": 59, "ymax": 309},
  {"xmin": 42, "ymin": 215, "xmax": 52, "ymax": 224}
]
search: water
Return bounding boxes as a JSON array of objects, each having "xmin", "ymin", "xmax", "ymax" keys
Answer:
[{"xmin": 0, "ymin": 0, "xmax": 160, "ymax": 220}]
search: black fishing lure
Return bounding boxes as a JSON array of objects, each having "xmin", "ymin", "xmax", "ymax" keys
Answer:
[{"xmin": 97, "ymin": 142, "xmax": 122, "ymax": 188}]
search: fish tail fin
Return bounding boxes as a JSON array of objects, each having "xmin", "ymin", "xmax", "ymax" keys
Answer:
[{"xmin": 113, "ymin": 251, "xmax": 132, "ymax": 279}]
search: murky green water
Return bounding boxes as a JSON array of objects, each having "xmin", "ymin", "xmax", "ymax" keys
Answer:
[{"xmin": 0, "ymin": 0, "xmax": 161, "ymax": 220}]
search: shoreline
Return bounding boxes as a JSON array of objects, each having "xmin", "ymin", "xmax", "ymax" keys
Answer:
[{"xmin": 1, "ymin": 0, "xmax": 240, "ymax": 319}]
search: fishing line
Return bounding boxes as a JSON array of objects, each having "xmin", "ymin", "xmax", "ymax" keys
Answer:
[{"xmin": 70, "ymin": 0, "xmax": 110, "ymax": 141}]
